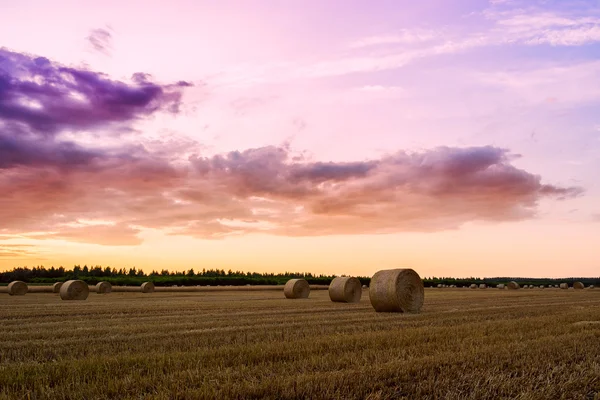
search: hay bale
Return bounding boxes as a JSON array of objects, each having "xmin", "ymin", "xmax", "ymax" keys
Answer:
[
  {"xmin": 284, "ymin": 279, "xmax": 310, "ymax": 299},
  {"xmin": 560, "ymin": 283, "xmax": 568, "ymax": 289},
  {"xmin": 96, "ymin": 281, "xmax": 112, "ymax": 294},
  {"xmin": 589, "ymin": 285, "xmax": 594, "ymax": 289},
  {"xmin": 497, "ymin": 284, "xmax": 505, "ymax": 289},
  {"xmin": 573, "ymin": 281, "xmax": 584, "ymax": 289},
  {"xmin": 52, "ymin": 282, "xmax": 63, "ymax": 293},
  {"xmin": 329, "ymin": 277, "xmax": 362, "ymax": 303},
  {"xmin": 437, "ymin": 284, "xmax": 443, "ymax": 288},
  {"xmin": 362, "ymin": 285, "xmax": 367, "ymax": 289},
  {"xmin": 59, "ymin": 280, "xmax": 89, "ymax": 300},
  {"xmin": 368, "ymin": 268, "xmax": 424, "ymax": 313},
  {"xmin": 141, "ymin": 282, "xmax": 155, "ymax": 293},
  {"xmin": 479, "ymin": 284, "xmax": 487, "ymax": 289},
  {"xmin": 507, "ymin": 281, "xmax": 519, "ymax": 290},
  {"xmin": 8, "ymin": 281, "xmax": 28, "ymax": 296},
  {"xmin": 470, "ymin": 284, "xmax": 477, "ymax": 289}
]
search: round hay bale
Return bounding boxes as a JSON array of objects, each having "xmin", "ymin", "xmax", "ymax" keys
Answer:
[
  {"xmin": 560, "ymin": 283, "xmax": 568, "ymax": 289},
  {"xmin": 497, "ymin": 284, "xmax": 505, "ymax": 289},
  {"xmin": 479, "ymin": 284, "xmax": 487, "ymax": 289},
  {"xmin": 329, "ymin": 277, "xmax": 362, "ymax": 303},
  {"xmin": 589, "ymin": 285, "xmax": 594, "ymax": 289},
  {"xmin": 368, "ymin": 268, "xmax": 424, "ymax": 313},
  {"xmin": 284, "ymin": 279, "xmax": 310, "ymax": 299},
  {"xmin": 52, "ymin": 282, "xmax": 63, "ymax": 293},
  {"xmin": 362, "ymin": 285, "xmax": 367, "ymax": 289},
  {"xmin": 573, "ymin": 281, "xmax": 584, "ymax": 289},
  {"xmin": 141, "ymin": 282, "xmax": 155, "ymax": 293},
  {"xmin": 59, "ymin": 280, "xmax": 89, "ymax": 300},
  {"xmin": 8, "ymin": 281, "xmax": 28, "ymax": 296},
  {"xmin": 96, "ymin": 281, "xmax": 112, "ymax": 294},
  {"xmin": 437, "ymin": 284, "xmax": 443, "ymax": 288},
  {"xmin": 470, "ymin": 284, "xmax": 477, "ymax": 289},
  {"xmin": 507, "ymin": 281, "xmax": 519, "ymax": 290}
]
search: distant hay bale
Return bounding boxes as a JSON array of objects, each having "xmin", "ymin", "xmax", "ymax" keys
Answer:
[
  {"xmin": 560, "ymin": 283, "xmax": 568, "ymax": 289},
  {"xmin": 8, "ymin": 281, "xmax": 28, "ymax": 296},
  {"xmin": 141, "ymin": 282, "xmax": 155, "ymax": 293},
  {"xmin": 437, "ymin": 284, "xmax": 443, "ymax": 288},
  {"xmin": 497, "ymin": 284, "xmax": 505, "ymax": 289},
  {"xmin": 470, "ymin": 284, "xmax": 477, "ymax": 289},
  {"xmin": 540, "ymin": 285, "xmax": 545, "ymax": 289},
  {"xmin": 362, "ymin": 285, "xmax": 367, "ymax": 289},
  {"xmin": 96, "ymin": 281, "xmax": 112, "ymax": 294},
  {"xmin": 573, "ymin": 281, "xmax": 584, "ymax": 289},
  {"xmin": 59, "ymin": 280, "xmax": 89, "ymax": 300},
  {"xmin": 284, "ymin": 279, "xmax": 310, "ymax": 299},
  {"xmin": 589, "ymin": 285, "xmax": 594, "ymax": 289},
  {"xmin": 329, "ymin": 277, "xmax": 362, "ymax": 303},
  {"xmin": 52, "ymin": 282, "xmax": 63, "ymax": 293},
  {"xmin": 368, "ymin": 268, "xmax": 424, "ymax": 313},
  {"xmin": 507, "ymin": 281, "xmax": 519, "ymax": 290},
  {"xmin": 479, "ymin": 284, "xmax": 487, "ymax": 289}
]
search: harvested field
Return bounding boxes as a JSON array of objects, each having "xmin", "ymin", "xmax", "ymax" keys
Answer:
[{"xmin": 0, "ymin": 288, "xmax": 599, "ymax": 399}]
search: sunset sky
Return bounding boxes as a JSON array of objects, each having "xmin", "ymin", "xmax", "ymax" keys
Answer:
[{"xmin": 1, "ymin": 0, "xmax": 599, "ymax": 278}]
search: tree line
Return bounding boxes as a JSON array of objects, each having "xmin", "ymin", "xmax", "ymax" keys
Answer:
[{"xmin": 0, "ymin": 266, "xmax": 598, "ymax": 287}]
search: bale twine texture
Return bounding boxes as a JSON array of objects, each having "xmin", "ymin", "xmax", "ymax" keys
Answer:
[
  {"xmin": 52, "ymin": 282, "xmax": 63, "ymax": 293},
  {"xmin": 368, "ymin": 269, "xmax": 424, "ymax": 313},
  {"xmin": 60, "ymin": 280, "xmax": 89, "ymax": 300},
  {"xmin": 141, "ymin": 282, "xmax": 155, "ymax": 293},
  {"xmin": 96, "ymin": 281, "xmax": 112, "ymax": 294},
  {"xmin": 284, "ymin": 279, "xmax": 310, "ymax": 299},
  {"xmin": 329, "ymin": 277, "xmax": 362, "ymax": 303},
  {"xmin": 560, "ymin": 283, "xmax": 569, "ymax": 289},
  {"xmin": 8, "ymin": 281, "xmax": 28, "ymax": 296}
]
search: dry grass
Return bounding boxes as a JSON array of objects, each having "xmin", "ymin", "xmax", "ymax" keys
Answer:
[{"xmin": 0, "ymin": 289, "xmax": 599, "ymax": 399}]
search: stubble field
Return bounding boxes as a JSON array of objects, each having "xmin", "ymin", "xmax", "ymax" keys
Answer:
[{"xmin": 0, "ymin": 288, "xmax": 599, "ymax": 399}]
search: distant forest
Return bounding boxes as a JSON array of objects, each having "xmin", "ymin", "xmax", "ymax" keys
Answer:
[{"xmin": 1, "ymin": 266, "xmax": 598, "ymax": 287}]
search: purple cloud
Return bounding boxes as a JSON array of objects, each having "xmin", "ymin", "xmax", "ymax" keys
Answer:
[{"xmin": 0, "ymin": 48, "xmax": 191, "ymax": 136}]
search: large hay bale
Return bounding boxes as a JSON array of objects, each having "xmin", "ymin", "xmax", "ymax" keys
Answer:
[
  {"xmin": 96, "ymin": 281, "xmax": 112, "ymax": 294},
  {"xmin": 507, "ymin": 281, "xmax": 519, "ymax": 290},
  {"xmin": 284, "ymin": 279, "xmax": 310, "ymax": 299},
  {"xmin": 560, "ymin": 283, "xmax": 569, "ymax": 289},
  {"xmin": 479, "ymin": 284, "xmax": 487, "ymax": 289},
  {"xmin": 52, "ymin": 282, "xmax": 63, "ymax": 293},
  {"xmin": 497, "ymin": 284, "xmax": 505, "ymax": 289},
  {"xmin": 8, "ymin": 281, "xmax": 28, "ymax": 296},
  {"xmin": 573, "ymin": 281, "xmax": 584, "ymax": 289},
  {"xmin": 141, "ymin": 282, "xmax": 155, "ymax": 293},
  {"xmin": 60, "ymin": 280, "xmax": 89, "ymax": 300},
  {"xmin": 522, "ymin": 285, "xmax": 528, "ymax": 289},
  {"xmin": 368, "ymin": 269, "xmax": 424, "ymax": 313},
  {"xmin": 470, "ymin": 284, "xmax": 477, "ymax": 289},
  {"xmin": 329, "ymin": 277, "xmax": 362, "ymax": 303},
  {"xmin": 589, "ymin": 285, "xmax": 594, "ymax": 289}
]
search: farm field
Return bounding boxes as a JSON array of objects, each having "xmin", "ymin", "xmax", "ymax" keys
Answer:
[{"xmin": 1, "ymin": 288, "xmax": 599, "ymax": 399}]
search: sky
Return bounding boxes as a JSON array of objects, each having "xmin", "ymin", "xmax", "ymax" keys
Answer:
[{"xmin": 0, "ymin": 0, "xmax": 599, "ymax": 278}]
